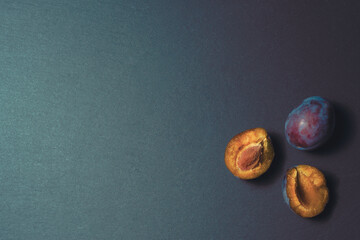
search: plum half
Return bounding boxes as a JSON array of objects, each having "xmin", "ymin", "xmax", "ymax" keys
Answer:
[
  {"xmin": 285, "ymin": 96, "xmax": 335, "ymax": 150},
  {"xmin": 225, "ymin": 128, "xmax": 275, "ymax": 180},
  {"xmin": 282, "ymin": 165, "xmax": 329, "ymax": 218}
]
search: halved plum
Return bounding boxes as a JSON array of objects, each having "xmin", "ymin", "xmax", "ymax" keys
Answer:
[
  {"xmin": 282, "ymin": 165, "xmax": 329, "ymax": 218},
  {"xmin": 225, "ymin": 128, "xmax": 275, "ymax": 180}
]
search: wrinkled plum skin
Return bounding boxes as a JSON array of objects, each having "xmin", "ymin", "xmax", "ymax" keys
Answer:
[{"xmin": 285, "ymin": 96, "xmax": 335, "ymax": 150}]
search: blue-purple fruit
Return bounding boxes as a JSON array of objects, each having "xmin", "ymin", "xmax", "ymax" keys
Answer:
[{"xmin": 285, "ymin": 96, "xmax": 335, "ymax": 150}]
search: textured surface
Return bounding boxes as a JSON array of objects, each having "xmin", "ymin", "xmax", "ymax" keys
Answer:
[{"xmin": 0, "ymin": 0, "xmax": 360, "ymax": 239}]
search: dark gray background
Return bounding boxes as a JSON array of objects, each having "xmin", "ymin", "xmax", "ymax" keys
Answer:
[{"xmin": 1, "ymin": 0, "xmax": 359, "ymax": 239}]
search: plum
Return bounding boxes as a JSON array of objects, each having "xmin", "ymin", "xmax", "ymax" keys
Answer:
[
  {"xmin": 285, "ymin": 96, "xmax": 335, "ymax": 150},
  {"xmin": 225, "ymin": 128, "xmax": 275, "ymax": 180},
  {"xmin": 282, "ymin": 165, "xmax": 329, "ymax": 218}
]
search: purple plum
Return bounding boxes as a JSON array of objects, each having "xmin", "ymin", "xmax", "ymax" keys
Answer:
[{"xmin": 285, "ymin": 96, "xmax": 335, "ymax": 150}]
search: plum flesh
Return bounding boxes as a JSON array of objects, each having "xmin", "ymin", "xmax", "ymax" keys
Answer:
[
  {"xmin": 285, "ymin": 96, "xmax": 335, "ymax": 150},
  {"xmin": 282, "ymin": 165, "xmax": 329, "ymax": 218},
  {"xmin": 224, "ymin": 128, "xmax": 275, "ymax": 180}
]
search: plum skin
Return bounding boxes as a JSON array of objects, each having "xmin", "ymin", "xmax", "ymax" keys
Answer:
[
  {"xmin": 285, "ymin": 96, "xmax": 335, "ymax": 150},
  {"xmin": 282, "ymin": 175, "xmax": 290, "ymax": 206}
]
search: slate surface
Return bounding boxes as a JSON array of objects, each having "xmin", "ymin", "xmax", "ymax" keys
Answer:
[{"xmin": 0, "ymin": 1, "xmax": 359, "ymax": 239}]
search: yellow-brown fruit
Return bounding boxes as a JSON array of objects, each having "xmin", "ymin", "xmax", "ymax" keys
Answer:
[
  {"xmin": 283, "ymin": 165, "xmax": 329, "ymax": 218},
  {"xmin": 225, "ymin": 128, "xmax": 275, "ymax": 180}
]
